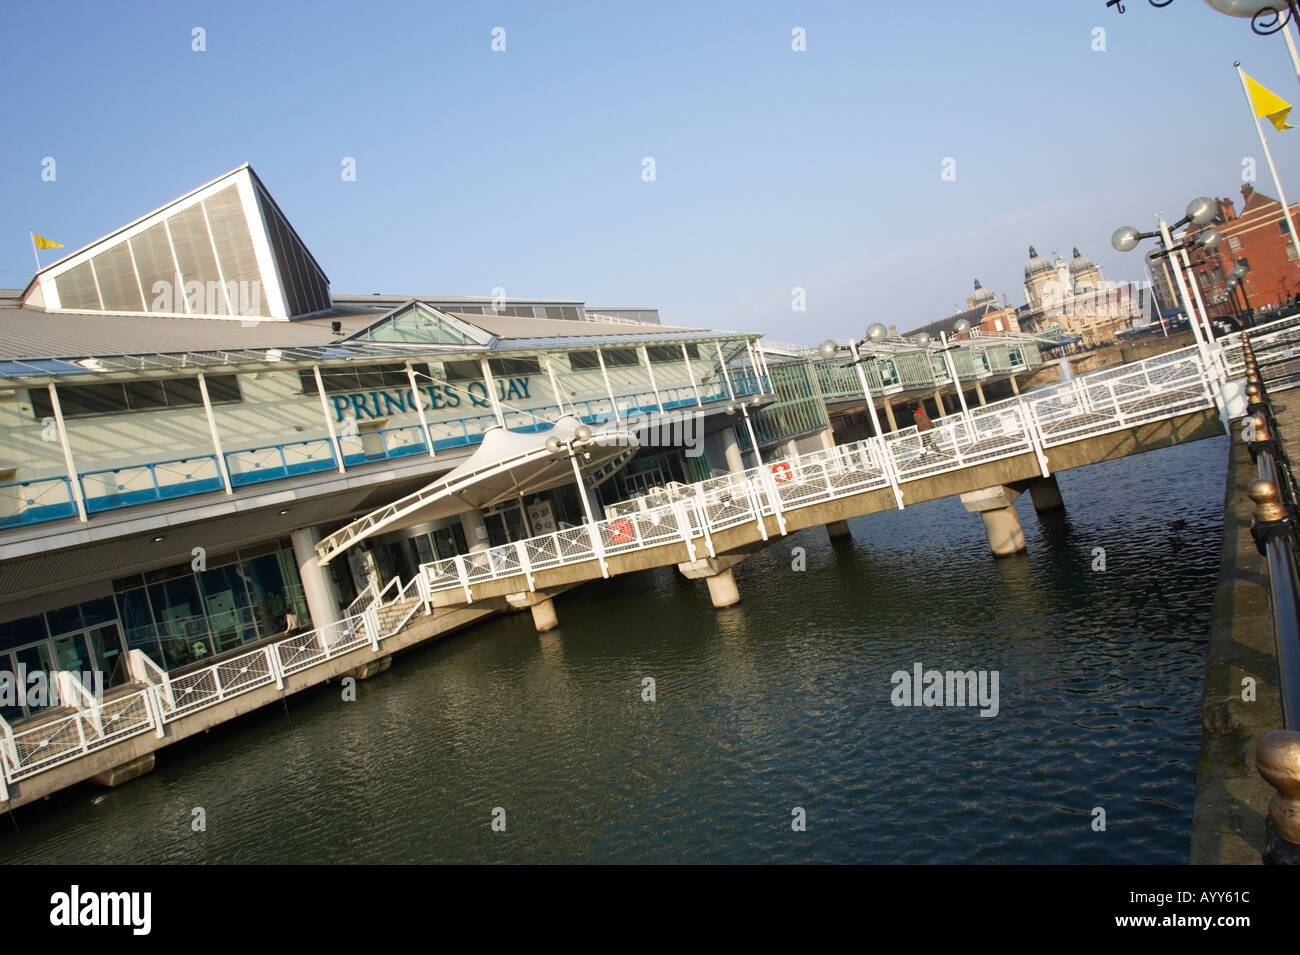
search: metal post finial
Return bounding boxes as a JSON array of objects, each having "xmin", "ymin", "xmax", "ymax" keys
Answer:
[
  {"xmin": 1250, "ymin": 478, "xmax": 1286, "ymax": 521},
  {"xmin": 1258, "ymin": 730, "xmax": 1300, "ymax": 862}
]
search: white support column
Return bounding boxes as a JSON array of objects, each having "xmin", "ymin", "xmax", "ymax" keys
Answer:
[
  {"xmin": 479, "ymin": 357, "xmax": 506, "ymax": 427},
  {"xmin": 683, "ymin": 343, "xmax": 704, "ymax": 406},
  {"xmin": 754, "ymin": 345, "xmax": 769, "ymax": 394},
  {"xmin": 47, "ymin": 383, "xmax": 87, "ymax": 522},
  {"xmin": 515, "ymin": 540, "xmax": 535, "ymax": 591},
  {"xmin": 639, "ymin": 345, "xmax": 665, "ymax": 412},
  {"xmin": 720, "ymin": 426, "xmax": 745, "ymax": 474},
  {"xmin": 758, "ymin": 464, "xmax": 788, "ymax": 536},
  {"xmin": 313, "ymin": 364, "xmax": 346, "ymax": 473},
  {"xmin": 406, "ymin": 360, "xmax": 436, "ymax": 457},
  {"xmin": 545, "ymin": 354, "xmax": 566, "ymax": 417},
  {"xmin": 460, "ymin": 509, "xmax": 490, "ymax": 553},
  {"xmin": 692, "ymin": 496, "xmax": 716, "ymax": 558},
  {"xmin": 847, "ymin": 342, "xmax": 903, "ymax": 510},
  {"xmin": 595, "ymin": 347, "xmax": 620, "ymax": 423},
  {"xmin": 672, "ymin": 500, "xmax": 697, "ymax": 562},
  {"xmin": 739, "ymin": 406, "xmax": 762, "ymax": 466},
  {"xmin": 715, "ymin": 341, "xmax": 737, "ymax": 400},
  {"xmin": 939, "ymin": 333, "xmax": 970, "ymax": 419},
  {"xmin": 453, "ymin": 554, "xmax": 473, "ymax": 603},
  {"xmin": 744, "ymin": 339, "xmax": 761, "ymax": 395},
  {"xmin": 290, "ymin": 526, "xmax": 343, "ymax": 631},
  {"xmin": 197, "ymin": 373, "xmax": 233, "ymax": 493}
]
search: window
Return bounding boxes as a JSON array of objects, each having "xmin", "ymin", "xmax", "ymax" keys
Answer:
[
  {"xmin": 567, "ymin": 349, "xmax": 639, "ymax": 370},
  {"xmin": 1228, "ymin": 236, "xmax": 1243, "ymax": 253},
  {"xmin": 440, "ymin": 360, "xmax": 482, "ymax": 382},
  {"xmin": 488, "ymin": 357, "xmax": 540, "ymax": 377},
  {"xmin": 298, "ymin": 363, "xmax": 430, "ymax": 394},
  {"xmin": 646, "ymin": 343, "xmax": 700, "ymax": 362},
  {"xmin": 31, "ymin": 374, "xmax": 242, "ymax": 419}
]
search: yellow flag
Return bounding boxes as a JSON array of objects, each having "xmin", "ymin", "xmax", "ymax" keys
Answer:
[
  {"xmin": 32, "ymin": 234, "xmax": 63, "ymax": 249},
  {"xmin": 1245, "ymin": 72, "xmax": 1294, "ymax": 131}
]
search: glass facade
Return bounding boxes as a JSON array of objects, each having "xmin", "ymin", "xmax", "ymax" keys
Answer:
[
  {"xmin": 113, "ymin": 539, "xmax": 309, "ymax": 671},
  {"xmin": 0, "ymin": 537, "xmax": 313, "ymax": 722},
  {"xmin": 743, "ymin": 361, "xmax": 830, "ymax": 450}
]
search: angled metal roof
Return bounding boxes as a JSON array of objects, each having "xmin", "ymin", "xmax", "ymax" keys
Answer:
[{"xmin": 21, "ymin": 164, "xmax": 330, "ymax": 321}]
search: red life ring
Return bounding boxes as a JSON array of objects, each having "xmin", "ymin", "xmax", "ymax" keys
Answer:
[
  {"xmin": 771, "ymin": 461, "xmax": 793, "ymax": 483},
  {"xmin": 610, "ymin": 518, "xmax": 635, "ymax": 543}
]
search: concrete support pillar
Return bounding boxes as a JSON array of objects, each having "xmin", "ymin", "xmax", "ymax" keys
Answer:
[
  {"xmin": 1027, "ymin": 474, "xmax": 1065, "ymax": 513},
  {"xmin": 506, "ymin": 591, "xmax": 561, "ymax": 632},
  {"xmin": 960, "ymin": 486, "xmax": 1027, "ymax": 557},
  {"xmin": 345, "ymin": 656, "xmax": 393, "ymax": 680},
  {"xmin": 459, "ymin": 508, "xmax": 490, "ymax": 553},
  {"xmin": 291, "ymin": 526, "xmax": 343, "ymax": 629},
  {"xmin": 818, "ymin": 427, "xmax": 836, "ymax": 451},
  {"xmin": 530, "ymin": 597, "xmax": 559, "ymax": 632},
  {"xmin": 1009, "ymin": 375, "xmax": 1020, "ymax": 395},
  {"xmin": 705, "ymin": 569, "xmax": 740, "ymax": 608},
  {"xmin": 883, "ymin": 400, "xmax": 898, "ymax": 432},
  {"xmin": 721, "ymin": 426, "xmax": 745, "ymax": 473},
  {"xmin": 826, "ymin": 519, "xmax": 852, "ymax": 541},
  {"xmin": 934, "ymin": 390, "xmax": 944, "ymax": 416},
  {"xmin": 91, "ymin": 753, "xmax": 156, "ymax": 788},
  {"xmin": 974, "ymin": 380, "xmax": 986, "ymax": 405},
  {"xmin": 677, "ymin": 555, "xmax": 746, "ymax": 608}
]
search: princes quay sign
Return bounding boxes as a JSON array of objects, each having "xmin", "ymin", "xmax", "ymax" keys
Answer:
[{"xmin": 330, "ymin": 377, "xmax": 533, "ymax": 421}]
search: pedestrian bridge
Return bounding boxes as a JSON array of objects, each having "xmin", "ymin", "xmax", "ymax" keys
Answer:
[
  {"xmin": 1, "ymin": 318, "xmax": 1296, "ymax": 808},
  {"xmin": 407, "ymin": 336, "xmax": 1243, "ymax": 622}
]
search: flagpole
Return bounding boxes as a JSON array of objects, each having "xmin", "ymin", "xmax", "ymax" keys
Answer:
[
  {"xmin": 29, "ymin": 231, "xmax": 41, "ymax": 272},
  {"xmin": 1236, "ymin": 63, "xmax": 1300, "ymax": 278},
  {"xmin": 1283, "ymin": 18, "xmax": 1300, "ymax": 88}
]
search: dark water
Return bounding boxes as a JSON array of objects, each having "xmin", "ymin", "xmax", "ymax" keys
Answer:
[{"xmin": 1, "ymin": 437, "xmax": 1227, "ymax": 864}]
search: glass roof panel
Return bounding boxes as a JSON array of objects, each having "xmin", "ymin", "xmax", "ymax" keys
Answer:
[{"xmin": 348, "ymin": 303, "xmax": 491, "ymax": 346}]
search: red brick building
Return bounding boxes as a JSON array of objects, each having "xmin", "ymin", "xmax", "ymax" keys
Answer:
[{"xmin": 1185, "ymin": 184, "xmax": 1300, "ymax": 319}]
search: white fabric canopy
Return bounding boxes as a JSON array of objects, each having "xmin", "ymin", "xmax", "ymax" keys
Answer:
[{"xmin": 315, "ymin": 415, "xmax": 637, "ymax": 563}]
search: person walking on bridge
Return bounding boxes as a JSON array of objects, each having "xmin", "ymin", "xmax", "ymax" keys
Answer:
[{"xmin": 914, "ymin": 404, "xmax": 936, "ymax": 456}]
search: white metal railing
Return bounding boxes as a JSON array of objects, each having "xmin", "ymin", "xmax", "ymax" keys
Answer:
[
  {"xmin": 415, "ymin": 332, "xmax": 1280, "ymax": 599},
  {"xmin": 0, "ymin": 571, "xmax": 437, "ymax": 786},
  {"xmin": 127, "ymin": 648, "xmax": 175, "ymax": 711}
]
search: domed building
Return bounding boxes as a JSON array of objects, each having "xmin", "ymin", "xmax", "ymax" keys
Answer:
[
  {"xmin": 1020, "ymin": 244, "xmax": 1139, "ymax": 346},
  {"xmin": 966, "ymin": 279, "xmax": 996, "ymax": 310},
  {"xmin": 1070, "ymin": 247, "xmax": 1101, "ymax": 292}
]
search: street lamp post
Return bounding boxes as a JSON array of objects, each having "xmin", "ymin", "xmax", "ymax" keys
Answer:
[
  {"xmin": 1110, "ymin": 2, "xmax": 1300, "ymax": 86},
  {"xmin": 728, "ymin": 396, "xmax": 764, "ymax": 465},
  {"xmin": 938, "ymin": 319, "xmax": 973, "ymax": 420},
  {"xmin": 1113, "ymin": 197, "xmax": 1232, "ymax": 430},
  {"xmin": 546, "ymin": 425, "xmax": 599, "ymax": 524},
  {"xmin": 1230, "ymin": 260, "xmax": 1255, "ymax": 319},
  {"xmin": 819, "ymin": 323, "xmax": 904, "ymax": 509},
  {"xmin": 1205, "ymin": 1, "xmax": 1300, "ymax": 83}
]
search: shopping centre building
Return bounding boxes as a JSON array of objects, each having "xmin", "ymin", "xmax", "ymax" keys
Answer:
[{"xmin": 0, "ymin": 164, "xmax": 1044, "ymax": 726}]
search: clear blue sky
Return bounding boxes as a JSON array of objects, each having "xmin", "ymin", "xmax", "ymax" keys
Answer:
[{"xmin": 2, "ymin": 0, "xmax": 1298, "ymax": 341}]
